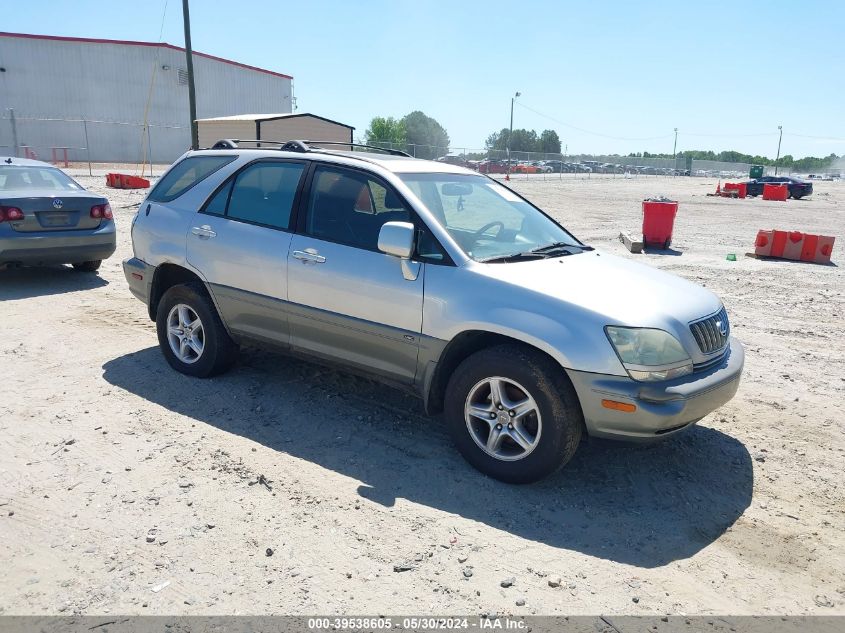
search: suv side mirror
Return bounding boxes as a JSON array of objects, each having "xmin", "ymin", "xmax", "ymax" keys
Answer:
[{"xmin": 378, "ymin": 221, "xmax": 415, "ymax": 259}]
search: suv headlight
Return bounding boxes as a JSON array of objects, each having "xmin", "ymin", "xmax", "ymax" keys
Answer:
[{"xmin": 605, "ymin": 326, "xmax": 693, "ymax": 382}]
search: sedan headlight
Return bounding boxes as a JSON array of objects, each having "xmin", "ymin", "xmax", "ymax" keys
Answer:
[{"xmin": 605, "ymin": 326, "xmax": 693, "ymax": 382}]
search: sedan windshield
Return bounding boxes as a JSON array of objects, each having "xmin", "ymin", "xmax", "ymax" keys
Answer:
[
  {"xmin": 0, "ymin": 166, "xmax": 84, "ymax": 192},
  {"xmin": 399, "ymin": 173, "xmax": 582, "ymax": 262}
]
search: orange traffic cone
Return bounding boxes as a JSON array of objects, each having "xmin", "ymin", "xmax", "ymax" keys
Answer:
[
  {"xmin": 505, "ymin": 173, "xmax": 510, "ymax": 181},
  {"xmin": 715, "ymin": 181, "xmax": 721, "ymax": 195}
]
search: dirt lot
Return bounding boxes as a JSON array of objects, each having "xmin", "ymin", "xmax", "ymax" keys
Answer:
[{"xmin": 1, "ymin": 172, "xmax": 843, "ymax": 616}]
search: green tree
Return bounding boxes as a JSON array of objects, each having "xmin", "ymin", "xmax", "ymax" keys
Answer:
[
  {"xmin": 540, "ymin": 129, "xmax": 561, "ymax": 154},
  {"xmin": 364, "ymin": 116, "xmax": 406, "ymax": 148},
  {"xmin": 401, "ymin": 111, "xmax": 450, "ymax": 159},
  {"xmin": 486, "ymin": 128, "xmax": 507, "ymax": 151},
  {"xmin": 506, "ymin": 129, "xmax": 540, "ymax": 153}
]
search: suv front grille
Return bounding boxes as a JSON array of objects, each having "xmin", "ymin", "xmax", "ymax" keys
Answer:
[{"xmin": 690, "ymin": 307, "xmax": 730, "ymax": 354}]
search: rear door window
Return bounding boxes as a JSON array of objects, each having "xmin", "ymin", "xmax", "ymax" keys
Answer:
[
  {"xmin": 210, "ymin": 161, "xmax": 306, "ymax": 230},
  {"xmin": 149, "ymin": 155, "xmax": 236, "ymax": 202}
]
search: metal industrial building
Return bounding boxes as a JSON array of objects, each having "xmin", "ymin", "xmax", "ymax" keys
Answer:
[
  {"xmin": 197, "ymin": 113, "xmax": 354, "ymax": 150},
  {"xmin": 0, "ymin": 31, "xmax": 294, "ymax": 163}
]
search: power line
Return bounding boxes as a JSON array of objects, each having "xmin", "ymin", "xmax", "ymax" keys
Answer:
[
  {"xmin": 514, "ymin": 101, "xmax": 673, "ymax": 142},
  {"xmin": 514, "ymin": 101, "xmax": 844, "ymax": 145},
  {"xmin": 783, "ymin": 132, "xmax": 845, "ymax": 142}
]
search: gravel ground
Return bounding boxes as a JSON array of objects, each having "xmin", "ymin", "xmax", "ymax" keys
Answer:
[{"xmin": 0, "ymin": 171, "xmax": 843, "ymax": 616}]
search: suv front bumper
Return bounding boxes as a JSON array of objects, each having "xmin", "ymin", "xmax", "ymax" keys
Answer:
[{"xmin": 567, "ymin": 337, "xmax": 744, "ymax": 441}]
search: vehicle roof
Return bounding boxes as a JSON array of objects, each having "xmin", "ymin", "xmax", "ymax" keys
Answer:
[
  {"xmin": 189, "ymin": 148, "xmax": 477, "ymax": 175},
  {"xmin": 0, "ymin": 157, "xmax": 58, "ymax": 168}
]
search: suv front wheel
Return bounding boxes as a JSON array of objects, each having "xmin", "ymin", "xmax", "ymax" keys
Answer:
[
  {"xmin": 155, "ymin": 282, "xmax": 238, "ymax": 377},
  {"xmin": 444, "ymin": 344, "xmax": 583, "ymax": 484}
]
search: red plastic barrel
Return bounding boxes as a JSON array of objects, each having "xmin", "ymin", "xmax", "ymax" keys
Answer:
[
  {"xmin": 763, "ymin": 183, "xmax": 788, "ymax": 201},
  {"xmin": 642, "ymin": 200, "xmax": 679, "ymax": 248},
  {"xmin": 723, "ymin": 182, "xmax": 747, "ymax": 198}
]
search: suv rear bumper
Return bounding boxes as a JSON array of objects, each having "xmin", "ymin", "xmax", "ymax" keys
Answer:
[
  {"xmin": 122, "ymin": 257, "xmax": 154, "ymax": 305},
  {"xmin": 567, "ymin": 337, "xmax": 744, "ymax": 441}
]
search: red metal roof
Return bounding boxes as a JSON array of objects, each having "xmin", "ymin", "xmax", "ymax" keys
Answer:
[{"xmin": 0, "ymin": 31, "xmax": 293, "ymax": 80}]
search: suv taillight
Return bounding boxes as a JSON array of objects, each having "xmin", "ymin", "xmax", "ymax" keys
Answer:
[
  {"xmin": 90, "ymin": 203, "xmax": 113, "ymax": 220},
  {"xmin": 0, "ymin": 206, "xmax": 24, "ymax": 222}
]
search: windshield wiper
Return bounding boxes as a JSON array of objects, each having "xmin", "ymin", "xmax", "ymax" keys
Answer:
[
  {"xmin": 478, "ymin": 252, "xmax": 549, "ymax": 263},
  {"xmin": 530, "ymin": 242, "xmax": 592, "ymax": 255}
]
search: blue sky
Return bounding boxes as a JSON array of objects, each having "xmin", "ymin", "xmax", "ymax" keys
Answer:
[{"xmin": 6, "ymin": 0, "xmax": 844, "ymax": 158}]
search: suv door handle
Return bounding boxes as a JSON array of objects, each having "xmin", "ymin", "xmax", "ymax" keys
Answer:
[
  {"xmin": 292, "ymin": 249, "xmax": 326, "ymax": 264},
  {"xmin": 191, "ymin": 225, "xmax": 217, "ymax": 239}
]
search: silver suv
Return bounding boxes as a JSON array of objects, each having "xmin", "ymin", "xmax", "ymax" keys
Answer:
[{"xmin": 124, "ymin": 140, "xmax": 743, "ymax": 483}]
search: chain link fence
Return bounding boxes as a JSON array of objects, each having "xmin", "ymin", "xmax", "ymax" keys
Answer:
[
  {"xmin": 0, "ymin": 111, "xmax": 188, "ymax": 173},
  {"xmin": 0, "ymin": 112, "xmax": 800, "ymax": 181},
  {"xmin": 363, "ymin": 140, "xmax": 797, "ymax": 181}
]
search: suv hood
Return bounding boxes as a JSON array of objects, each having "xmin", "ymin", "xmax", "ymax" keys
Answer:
[{"xmin": 476, "ymin": 250, "xmax": 722, "ymax": 329}]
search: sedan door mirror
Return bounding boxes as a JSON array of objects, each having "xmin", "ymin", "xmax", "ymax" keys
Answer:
[{"xmin": 378, "ymin": 221, "xmax": 415, "ymax": 259}]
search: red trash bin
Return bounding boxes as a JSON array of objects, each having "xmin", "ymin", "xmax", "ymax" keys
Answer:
[{"xmin": 642, "ymin": 199, "xmax": 679, "ymax": 249}]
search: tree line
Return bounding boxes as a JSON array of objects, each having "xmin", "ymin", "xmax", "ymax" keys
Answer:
[
  {"xmin": 364, "ymin": 113, "xmax": 838, "ymax": 171},
  {"xmin": 485, "ymin": 128, "xmax": 561, "ymax": 154},
  {"xmin": 629, "ymin": 150, "xmax": 840, "ymax": 173}
]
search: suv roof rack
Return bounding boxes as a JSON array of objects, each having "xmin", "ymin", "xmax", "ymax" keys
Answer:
[{"xmin": 209, "ymin": 139, "xmax": 411, "ymax": 157}]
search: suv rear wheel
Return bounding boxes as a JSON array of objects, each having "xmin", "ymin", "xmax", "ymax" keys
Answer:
[
  {"xmin": 444, "ymin": 344, "xmax": 583, "ymax": 483},
  {"xmin": 155, "ymin": 282, "xmax": 238, "ymax": 377}
]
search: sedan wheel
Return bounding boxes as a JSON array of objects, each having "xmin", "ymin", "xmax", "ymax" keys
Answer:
[{"xmin": 166, "ymin": 303, "xmax": 205, "ymax": 364}]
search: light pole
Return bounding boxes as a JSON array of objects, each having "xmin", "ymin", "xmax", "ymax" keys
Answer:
[
  {"xmin": 507, "ymin": 91, "xmax": 521, "ymax": 175},
  {"xmin": 673, "ymin": 128, "xmax": 678, "ymax": 158},
  {"xmin": 774, "ymin": 125, "xmax": 783, "ymax": 175}
]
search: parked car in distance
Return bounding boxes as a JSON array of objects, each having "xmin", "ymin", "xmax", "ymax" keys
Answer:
[
  {"xmin": 744, "ymin": 175, "xmax": 813, "ymax": 199},
  {"xmin": 435, "ymin": 154, "xmax": 468, "ymax": 167},
  {"xmin": 542, "ymin": 160, "xmax": 569, "ymax": 173},
  {"xmin": 475, "ymin": 159, "xmax": 509, "ymax": 174},
  {"xmin": 125, "ymin": 140, "xmax": 744, "ymax": 483},
  {"xmin": 513, "ymin": 162, "xmax": 540, "ymax": 174},
  {"xmin": 0, "ymin": 157, "xmax": 116, "ymax": 271}
]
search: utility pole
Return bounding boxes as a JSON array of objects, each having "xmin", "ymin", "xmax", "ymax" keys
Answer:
[
  {"xmin": 9, "ymin": 108, "xmax": 19, "ymax": 157},
  {"xmin": 673, "ymin": 128, "xmax": 678, "ymax": 177},
  {"xmin": 182, "ymin": 0, "xmax": 199, "ymax": 150},
  {"xmin": 774, "ymin": 125, "xmax": 783, "ymax": 175},
  {"xmin": 507, "ymin": 91, "xmax": 521, "ymax": 175}
]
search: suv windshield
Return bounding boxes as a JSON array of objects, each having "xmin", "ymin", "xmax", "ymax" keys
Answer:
[{"xmin": 399, "ymin": 173, "xmax": 582, "ymax": 262}]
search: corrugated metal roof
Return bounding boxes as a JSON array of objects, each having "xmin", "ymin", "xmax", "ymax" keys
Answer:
[
  {"xmin": 198, "ymin": 114, "xmax": 290, "ymax": 122},
  {"xmin": 0, "ymin": 31, "xmax": 293, "ymax": 80}
]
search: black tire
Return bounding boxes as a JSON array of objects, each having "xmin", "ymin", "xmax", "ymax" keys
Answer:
[
  {"xmin": 72, "ymin": 260, "xmax": 101, "ymax": 272},
  {"xmin": 444, "ymin": 344, "xmax": 584, "ymax": 484},
  {"xmin": 155, "ymin": 282, "xmax": 238, "ymax": 378},
  {"xmin": 792, "ymin": 193, "xmax": 803, "ymax": 200}
]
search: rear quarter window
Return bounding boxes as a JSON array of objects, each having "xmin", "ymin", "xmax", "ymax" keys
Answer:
[{"xmin": 148, "ymin": 155, "xmax": 236, "ymax": 202}]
